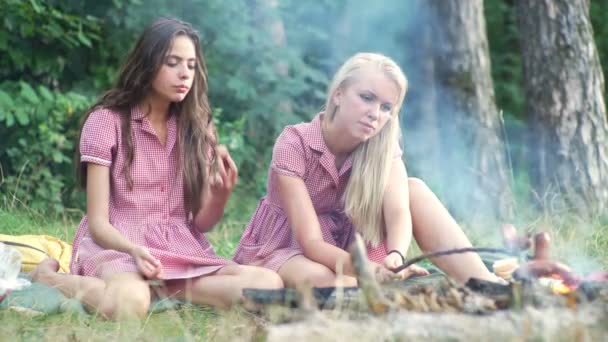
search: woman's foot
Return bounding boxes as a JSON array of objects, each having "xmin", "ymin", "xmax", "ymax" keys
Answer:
[{"xmin": 30, "ymin": 259, "xmax": 60, "ymax": 283}]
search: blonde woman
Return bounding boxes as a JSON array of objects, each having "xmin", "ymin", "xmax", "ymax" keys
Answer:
[{"xmin": 233, "ymin": 53, "xmax": 499, "ymax": 287}]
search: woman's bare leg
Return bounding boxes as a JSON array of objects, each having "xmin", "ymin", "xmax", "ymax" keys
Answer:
[
  {"xmin": 31, "ymin": 259, "xmax": 151, "ymax": 319},
  {"xmin": 408, "ymin": 177, "xmax": 498, "ymax": 283},
  {"xmin": 164, "ymin": 264, "xmax": 283, "ymax": 308},
  {"xmin": 278, "ymin": 255, "xmax": 357, "ymax": 288},
  {"xmin": 98, "ymin": 272, "xmax": 151, "ymax": 320},
  {"xmin": 31, "ymin": 259, "xmax": 106, "ymax": 310}
]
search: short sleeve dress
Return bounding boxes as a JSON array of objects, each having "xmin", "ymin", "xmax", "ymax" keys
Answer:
[
  {"xmin": 233, "ymin": 113, "xmax": 403, "ymax": 272},
  {"xmin": 70, "ymin": 107, "xmax": 234, "ymax": 280}
]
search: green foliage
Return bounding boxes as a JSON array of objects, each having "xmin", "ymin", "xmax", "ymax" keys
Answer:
[
  {"xmin": 0, "ymin": 0, "xmax": 331, "ymax": 213},
  {"xmin": 0, "ymin": 0, "xmax": 102, "ymax": 87},
  {"xmin": 591, "ymin": 0, "xmax": 608, "ymax": 98},
  {"xmin": 485, "ymin": 0, "xmax": 524, "ymax": 120},
  {"xmin": 0, "ymin": 81, "xmax": 92, "ymax": 214},
  {"xmin": 2, "ymin": 0, "xmax": 608, "ymax": 217}
]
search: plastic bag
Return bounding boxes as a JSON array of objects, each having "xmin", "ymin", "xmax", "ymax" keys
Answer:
[{"xmin": 0, "ymin": 242, "xmax": 31, "ymax": 302}]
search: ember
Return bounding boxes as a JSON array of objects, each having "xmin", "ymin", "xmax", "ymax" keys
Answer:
[{"xmin": 538, "ymin": 276, "xmax": 574, "ymax": 295}]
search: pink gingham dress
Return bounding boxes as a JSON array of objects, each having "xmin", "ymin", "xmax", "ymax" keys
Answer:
[
  {"xmin": 233, "ymin": 113, "xmax": 401, "ymax": 272},
  {"xmin": 70, "ymin": 107, "xmax": 234, "ymax": 280}
]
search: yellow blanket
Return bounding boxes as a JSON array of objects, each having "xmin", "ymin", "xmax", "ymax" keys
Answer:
[{"xmin": 0, "ymin": 234, "xmax": 72, "ymax": 273}]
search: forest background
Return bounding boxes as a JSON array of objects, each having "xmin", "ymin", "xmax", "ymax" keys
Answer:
[
  {"xmin": 2, "ymin": 0, "xmax": 608, "ymax": 339},
  {"xmin": 1, "ymin": 0, "xmax": 607, "ymax": 274}
]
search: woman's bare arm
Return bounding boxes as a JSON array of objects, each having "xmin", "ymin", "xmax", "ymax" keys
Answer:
[
  {"xmin": 86, "ymin": 163, "xmax": 161, "ymax": 278},
  {"xmin": 383, "ymin": 160, "xmax": 413, "ymax": 257},
  {"xmin": 277, "ymin": 174, "xmax": 356, "ymax": 275}
]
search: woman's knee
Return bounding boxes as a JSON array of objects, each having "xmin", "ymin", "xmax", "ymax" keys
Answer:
[
  {"xmin": 408, "ymin": 177, "xmax": 428, "ymax": 193},
  {"xmin": 278, "ymin": 257, "xmax": 341, "ymax": 288},
  {"xmin": 283, "ymin": 266, "xmax": 338, "ymax": 288},
  {"xmin": 302, "ymin": 268, "xmax": 339, "ymax": 288},
  {"xmin": 98, "ymin": 275, "xmax": 151, "ymax": 320},
  {"xmin": 240, "ymin": 266, "xmax": 284, "ymax": 289}
]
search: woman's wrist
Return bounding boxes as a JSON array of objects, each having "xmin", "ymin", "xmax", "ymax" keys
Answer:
[
  {"xmin": 126, "ymin": 244, "xmax": 140, "ymax": 256},
  {"xmin": 387, "ymin": 249, "xmax": 406, "ymax": 264}
]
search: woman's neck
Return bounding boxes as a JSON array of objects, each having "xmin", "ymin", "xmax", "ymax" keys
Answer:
[
  {"xmin": 140, "ymin": 94, "xmax": 170, "ymax": 123},
  {"xmin": 320, "ymin": 114, "xmax": 358, "ymax": 157}
]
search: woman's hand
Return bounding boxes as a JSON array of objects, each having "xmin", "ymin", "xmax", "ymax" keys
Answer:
[
  {"xmin": 373, "ymin": 263, "xmax": 398, "ymax": 283},
  {"xmin": 209, "ymin": 145, "xmax": 238, "ymax": 200},
  {"xmin": 383, "ymin": 252, "xmax": 405, "ymax": 270},
  {"xmin": 130, "ymin": 246, "xmax": 162, "ymax": 279},
  {"xmin": 193, "ymin": 145, "xmax": 238, "ymax": 232},
  {"xmin": 383, "ymin": 253, "xmax": 430, "ymax": 280},
  {"xmin": 393, "ymin": 264, "xmax": 430, "ymax": 280}
]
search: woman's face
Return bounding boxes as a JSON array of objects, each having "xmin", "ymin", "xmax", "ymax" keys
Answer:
[
  {"xmin": 332, "ymin": 68, "xmax": 399, "ymax": 142},
  {"xmin": 151, "ymin": 35, "xmax": 197, "ymax": 103}
]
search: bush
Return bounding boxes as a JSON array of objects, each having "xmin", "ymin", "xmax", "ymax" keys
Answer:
[{"xmin": 0, "ymin": 82, "xmax": 92, "ymax": 213}]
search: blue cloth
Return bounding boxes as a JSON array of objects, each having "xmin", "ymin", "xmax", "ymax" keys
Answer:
[{"xmin": 0, "ymin": 273, "xmax": 182, "ymax": 315}]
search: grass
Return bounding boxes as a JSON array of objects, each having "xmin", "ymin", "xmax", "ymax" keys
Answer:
[
  {"xmin": 0, "ymin": 190, "xmax": 260, "ymax": 341},
  {"xmin": 1, "ymin": 191, "xmax": 607, "ymax": 340}
]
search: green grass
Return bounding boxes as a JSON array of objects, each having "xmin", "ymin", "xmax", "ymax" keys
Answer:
[
  {"xmin": 460, "ymin": 204, "xmax": 608, "ymax": 270},
  {"xmin": 0, "ymin": 302, "xmax": 263, "ymax": 341},
  {"xmin": 1, "ymin": 190, "xmax": 608, "ymax": 340},
  {"xmin": 0, "ymin": 190, "xmax": 261, "ymax": 341}
]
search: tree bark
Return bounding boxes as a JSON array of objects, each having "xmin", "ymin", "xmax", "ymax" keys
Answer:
[
  {"xmin": 516, "ymin": 0, "xmax": 608, "ymax": 213},
  {"xmin": 428, "ymin": 0, "xmax": 513, "ymax": 218}
]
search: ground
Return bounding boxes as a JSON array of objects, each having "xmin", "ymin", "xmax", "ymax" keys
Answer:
[{"xmin": 1, "ymin": 196, "xmax": 607, "ymax": 341}]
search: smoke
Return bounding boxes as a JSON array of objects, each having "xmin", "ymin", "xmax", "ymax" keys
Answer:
[
  {"xmin": 111, "ymin": 1, "xmax": 605, "ymax": 267},
  {"xmin": 283, "ymin": 1, "xmax": 606, "ymax": 272},
  {"xmin": 291, "ymin": 0, "xmax": 506, "ymax": 221}
]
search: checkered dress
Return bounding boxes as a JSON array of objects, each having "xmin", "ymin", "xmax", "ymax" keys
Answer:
[
  {"xmin": 233, "ymin": 114, "xmax": 401, "ymax": 271},
  {"xmin": 70, "ymin": 107, "xmax": 234, "ymax": 280}
]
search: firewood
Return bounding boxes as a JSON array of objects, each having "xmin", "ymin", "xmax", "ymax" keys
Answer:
[
  {"xmin": 349, "ymin": 233, "xmax": 394, "ymax": 314},
  {"xmin": 295, "ymin": 282, "xmax": 317, "ymax": 313},
  {"xmin": 427, "ymin": 291, "xmax": 442, "ymax": 312}
]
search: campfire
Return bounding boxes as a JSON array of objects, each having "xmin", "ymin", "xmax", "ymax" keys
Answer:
[
  {"xmin": 241, "ymin": 226, "xmax": 608, "ymax": 342},
  {"xmin": 243, "ymin": 224, "xmax": 608, "ymax": 315},
  {"xmin": 501, "ymin": 224, "xmax": 608, "ymax": 297}
]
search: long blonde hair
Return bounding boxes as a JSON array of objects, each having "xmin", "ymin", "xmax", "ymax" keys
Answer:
[{"xmin": 325, "ymin": 53, "xmax": 408, "ymax": 246}]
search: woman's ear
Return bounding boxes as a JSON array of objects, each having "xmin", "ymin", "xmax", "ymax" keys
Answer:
[{"xmin": 332, "ymin": 89, "xmax": 342, "ymax": 107}]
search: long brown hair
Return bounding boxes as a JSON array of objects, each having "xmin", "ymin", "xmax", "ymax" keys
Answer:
[{"xmin": 76, "ymin": 17, "xmax": 215, "ymax": 216}]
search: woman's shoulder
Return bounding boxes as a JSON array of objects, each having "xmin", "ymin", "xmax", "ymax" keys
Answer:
[
  {"xmin": 276, "ymin": 116, "xmax": 320, "ymax": 146},
  {"xmin": 85, "ymin": 106, "xmax": 123, "ymax": 126},
  {"xmin": 80, "ymin": 107, "xmax": 124, "ymax": 146},
  {"xmin": 275, "ymin": 122, "xmax": 312, "ymax": 152}
]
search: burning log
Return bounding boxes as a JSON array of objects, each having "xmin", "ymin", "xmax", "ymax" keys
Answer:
[
  {"xmin": 502, "ymin": 226, "xmax": 580, "ymax": 291},
  {"xmin": 514, "ymin": 260, "xmax": 579, "ymax": 286},
  {"xmin": 500, "ymin": 224, "xmax": 608, "ymax": 303}
]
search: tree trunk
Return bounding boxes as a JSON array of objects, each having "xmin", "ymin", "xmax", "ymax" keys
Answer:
[
  {"xmin": 428, "ymin": 0, "xmax": 513, "ymax": 218},
  {"xmin": 516, "ymin": 0, "xmax": 608, "ymax": 214}
]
